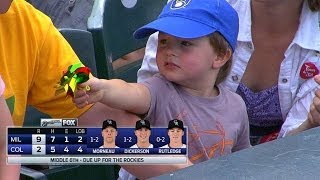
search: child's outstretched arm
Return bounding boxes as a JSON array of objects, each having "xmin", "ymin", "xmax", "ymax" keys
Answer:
[{"xmin": 73, "ymin": 76, "xmax": 151, "ymax": 115}]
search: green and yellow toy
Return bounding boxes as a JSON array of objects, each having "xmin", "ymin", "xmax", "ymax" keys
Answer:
[{"xmin": 55, "ymin": 63, "xmax": 91, "ymax": 97}]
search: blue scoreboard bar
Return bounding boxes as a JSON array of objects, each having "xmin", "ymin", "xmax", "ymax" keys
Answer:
[{"xmin": 7, "ymin": 127, "xmax": 187, "ymax": 155}]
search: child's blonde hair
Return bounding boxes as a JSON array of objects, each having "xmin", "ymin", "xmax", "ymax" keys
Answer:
[{"xmin": 208, "ymin": 32, "xmax": 233, "ymax": 85}]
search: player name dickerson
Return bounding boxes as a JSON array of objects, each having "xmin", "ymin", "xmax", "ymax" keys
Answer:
[{"xmin": 124, "ymin": 149, "xmax": 150, "ymax": 153}]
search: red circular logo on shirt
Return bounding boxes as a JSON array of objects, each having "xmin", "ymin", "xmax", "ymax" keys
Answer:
[{"xmin": 300, "ymin": 62, "xmax": 319, "ymax": 79}]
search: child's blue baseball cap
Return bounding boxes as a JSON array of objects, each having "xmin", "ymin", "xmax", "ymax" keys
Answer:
[{"xmin": 133, "ymin": 0, "xmax": 239, "ymax": 51}]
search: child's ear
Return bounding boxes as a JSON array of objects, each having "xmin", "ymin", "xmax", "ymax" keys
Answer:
[{"xmin": 212, "ymin": 49, "xmax": 232, "ymax": 69}]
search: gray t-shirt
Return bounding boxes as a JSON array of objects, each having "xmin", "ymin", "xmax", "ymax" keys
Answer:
[
  {"xmin": 119, "ymin": 74, "xmax": 250, "ymax": 179},
  {"xmin": 142, "ymin": 74, "xmax": 250, "ymax": 163}
]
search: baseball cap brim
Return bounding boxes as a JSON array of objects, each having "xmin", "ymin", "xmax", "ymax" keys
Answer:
[{"xmin": 134, "ymin": 16, "xmax": 217, "ymax": 39}]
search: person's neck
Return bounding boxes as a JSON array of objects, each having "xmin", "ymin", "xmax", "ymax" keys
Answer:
[
  {"xmin": 137, "ymin": 142, "xmax": 150, "ymax": 148},
  {"xmin": 169, "ymin": 142, "xmax": 183, "ymax": 148},
  {"xmin": 178, "ymin": 74, "xmax": 219, "ymax": 97},
  {"xmin": 251, "ymin": 0, "xmax": 303, "ymax": 36},
  {"xmin": 181, "ymin": 85, "xmax": 219, "ymax": 97},
  {"xmin": 103, "ymin": 143, "xmax": 116, "ymax": 148}
]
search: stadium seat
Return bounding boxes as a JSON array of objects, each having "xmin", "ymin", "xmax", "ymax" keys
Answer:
[
  {"xmin": 59, "ymin": 28, "xmax": 98, "ymax": 77},
  {"xmin": 87, "ymin": 0, "xmax": 166, "ymax": 82}
]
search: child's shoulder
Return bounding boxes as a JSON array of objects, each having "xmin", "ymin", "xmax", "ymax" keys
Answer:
[
  {"xmin": 218, "ymin": 85, "xmax": 249, "ymax": 123},
  {"xmin": 7, "ymin": 0, "xmax": 53, "ymax": 32},
  {"xmin": 142, "ymin": 74, "xmax": 173, "ymax": 87},
  {"xmin": 218, "ymin": 85, "xmax": 246, "ymax": 107},
  {"xmin": 140, "ymin": 74, "xmax": 177, "ymax": 94}
]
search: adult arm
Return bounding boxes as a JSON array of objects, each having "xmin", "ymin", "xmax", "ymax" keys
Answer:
[
  {"xmin": 280, "ymin": 75, "xmax": 320, "ymax": 136},
  {"xmin": 0, "ymin": 96, "xmax": 20, "ymax": 180}
]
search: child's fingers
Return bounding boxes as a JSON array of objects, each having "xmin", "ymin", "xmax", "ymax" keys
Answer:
[
  {"xmin": 77, "ymin": 81, "xmax": 91, "ymax": 89},
  {"xmin": 78, "ymin": 76, "xmax": 97, "ymax": 89},
  {"xmin": 72, "ymin": 90, "xmax": 90, "ymax": 109},
  {"xmin": 73, "ymin": 93, "xmax": 88, "ymax": 105},
  {"xmin": 74, "ymin": 89, "xmax": 87, "ymax": 98},
  {"xmin": 85, "ymin": 91, "xmax": 102, "ymax": 104},
  {"xmin": 75, "ymin": 101, "xmax": 89, "ymax": 109}
]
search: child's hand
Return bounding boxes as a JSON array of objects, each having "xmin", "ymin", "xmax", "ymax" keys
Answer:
[{"xmin": 73, "ymin": 76, "xmax": 104, "ymax": 108}]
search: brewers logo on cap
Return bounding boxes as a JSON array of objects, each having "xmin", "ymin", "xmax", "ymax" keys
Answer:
[{"xmin": 171, "ymin": 0, "xmax": 191, "ymax": 9}]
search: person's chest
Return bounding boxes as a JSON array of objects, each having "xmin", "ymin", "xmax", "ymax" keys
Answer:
[{"xmin": 241, "ymin": 32, "xmax": 297, "ymax": 92}]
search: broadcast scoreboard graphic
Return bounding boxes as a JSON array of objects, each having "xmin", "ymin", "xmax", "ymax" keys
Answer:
[{"xmin": 7, "ymin": 118, "xmax": 188, "ymax": 165}]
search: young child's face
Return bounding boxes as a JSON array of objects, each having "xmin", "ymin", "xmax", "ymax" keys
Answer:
[{"xmin": 156, "ymin": 32, "xmax": 217, "ymax": 84}]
